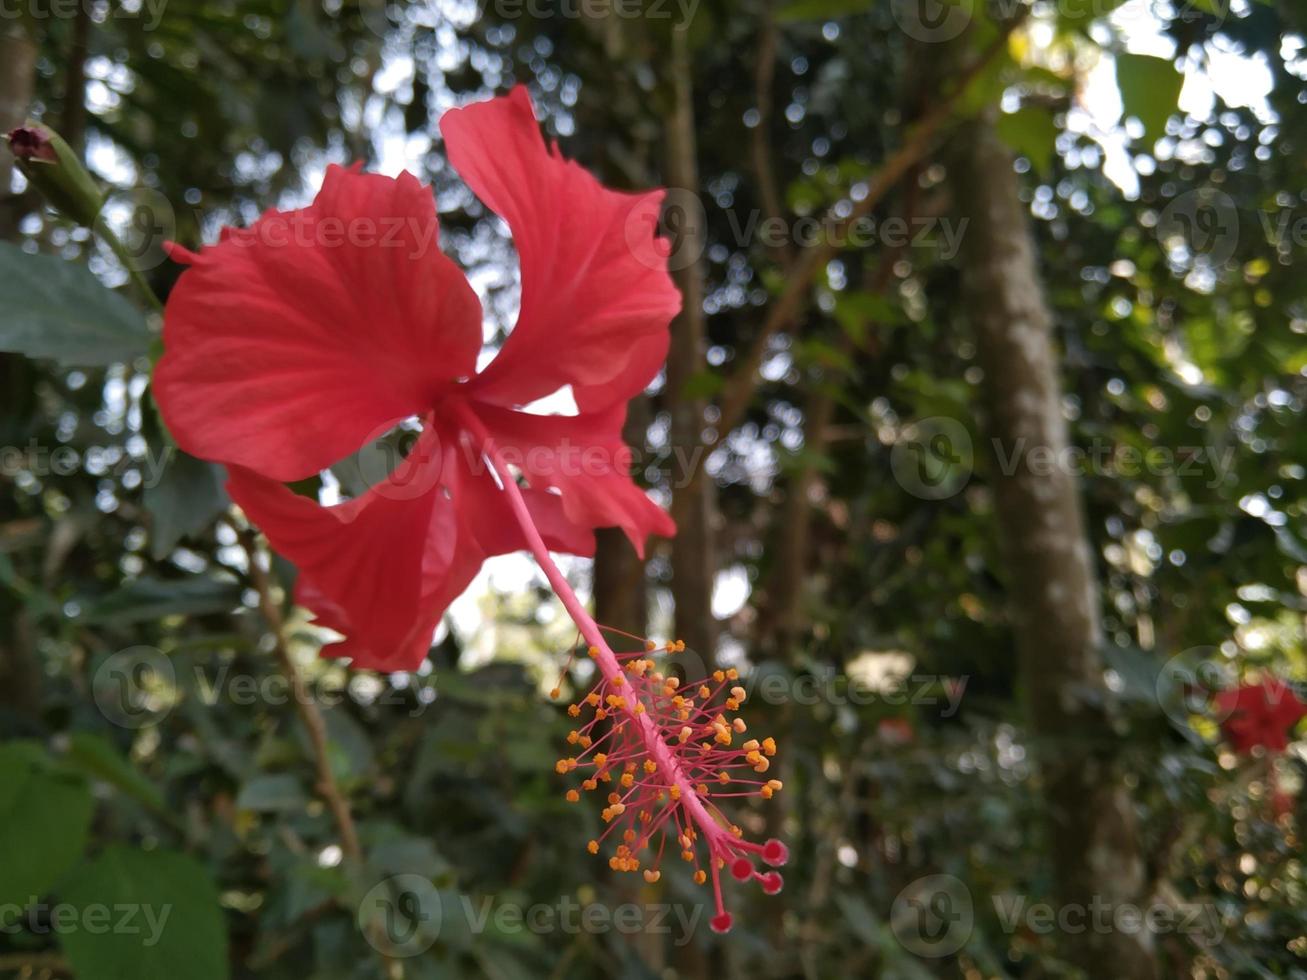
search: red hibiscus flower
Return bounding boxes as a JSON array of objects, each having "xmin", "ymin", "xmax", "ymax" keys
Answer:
[
  {"xmin": 155, "ymin": 86, "xmax": 788, "ymax": 931},
  {"xmin": 154, "ymin": 86, "xmax": 678, "ymax": 672},
  {"xmin": 1215, "ymin": 678, "xmax": 1307, "ymax": 754}
]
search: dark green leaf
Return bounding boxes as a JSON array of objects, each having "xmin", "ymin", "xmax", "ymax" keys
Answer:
[
  {"xmin": 0, "ymin": 742, "xmax": 94, "ymax": 914},
  {"xmin": 59, "ymin": 846, "xmax": 229, "ymax": 980},
  {"xmin": 0, "ymin": 242, "xmax": 153, "ymax": 367}
]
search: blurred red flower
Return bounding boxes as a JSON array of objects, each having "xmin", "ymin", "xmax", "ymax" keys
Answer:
[{"xmin": 1215, "ymin": 678, "xmax": 1307, "ymax": 754}]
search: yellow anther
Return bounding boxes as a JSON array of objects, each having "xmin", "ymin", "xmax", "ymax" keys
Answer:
[
  {"xmin": 718, "ymin": 771, "xmax": 730, "ymax": 784},
  {"xmin": 645, "ymin": 640, "xmax": 657, "ymax": 651},
  {"xmin": 585, "ymin": 692, "xmax": 600, "ymax": 706},
  {"xmin": 611, "ymin": 675, "xmax": 625, "ymax": 687},
  {"xmin": 644, "ymin": 870, "xmax": 661, "ymax": 883},
  {"xmin": 579, "ymin": 735, "xmax": 592, "ymax": 748},
  {"xmin": 678, "ymin": 726, "xmax": 692, "ymax": 743},
  {"xmin": 713, "ymin": 671, "xmax": 725, "ymax": 683},
  {"xmin": 743, "ymin": 739, "xmax": 760, "ymax": 752},
  {"xmin": 754, "ymin": 758, "xmax": 770, "ymax": 773},
  {"xmin": 550, "ymin": 688, "xmax": 560, "ymax": 699},
  {"xmin": 725, "ymin": 699, "xmax": 739, "ymax": 710},
  {"xmin": 731, "ymin": 686, "xmax": 746, "ymax": 702},
  {"xmin": 643, "ymin": 759, "xmax": 657, "ymax": 773},
  {"xmin": 567, "ymin": 704, "xmax": 580, "ymax": 718},
  {"xmin": 693, "ymin": 870, "xmax": 706, "ymax": 885},
  {"xmin": 635, "ymin": 702, "xmax": 646, "ymax": 715},
  {"xmin": 696, "ymin": 783, "xmax": 708, "ymax": 795},
  {"xmin": 588, "ymin": 645, "xmax": 600, "ymax": 657},
  {"xmin": 767, "ymin": 779, "xmax": 783, "ymax": 791},
  {"xmin": 566, "ymin": 790, "xmax": 580, "ymax": 803},
  {"xmin": 733, "ymin": 718, "xmax": 747, "ymax": 734},
  {"xmin": 621, "ymin": 773, "xmax": 634, "ymax": 788},
  {"xmin": 727, "ymin": 669, "xmax": 739, "ymax": 680},
  {"xmin": 587, "ymin": 840, "xmax": 599, "ymax": 854},
  {"xmin": 594, "ymin": 753, "xmax": 607, "ymax": 766},
  {"xmin": 699, "ymin": 686, "xmax": 711, "ymax": 698},
  {"xmin": 669, "ymin": 785, "xmax": 681, "ymax": 800},
  {"xmin": 762, "ymin": 737, "xmax": 777, "ymax": 756},
  {"xmin": 681, "ymin": 850, "xmax": 695, "ymax": 862},
  {"xmin": 608, "ymin": 792, "xmax": 621, "ymax": 804},
  {"xmin": 567, "ymin": 731, "xmax": 579, "ymax": 744}
]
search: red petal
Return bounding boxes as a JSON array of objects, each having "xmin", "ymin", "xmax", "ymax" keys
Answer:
[
  {"xmin": 470, "ymin": 402, "xmax": 675, "ymax": 558},
  {"xmin": 155, "ymin": 166, "xmax": 483, "ymax": 482},
  {"xmin": 440, "ymin": 86, "xmax": 681, "ymax": 412},
  {"xmin": 232, "ymin": 424, "xmax": 598, "ymax": 673},
  {"xmin": 227, "ymin": 427, "xmax": 458, "ymax": 670}
]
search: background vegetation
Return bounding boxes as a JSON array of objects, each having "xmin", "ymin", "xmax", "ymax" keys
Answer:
[{"xmin": 1, "ymin": 0, "xmax": 1305, "ymax": 977}]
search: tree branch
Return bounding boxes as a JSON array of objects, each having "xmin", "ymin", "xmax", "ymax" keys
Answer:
[
  {"xmin": 234, "ymin": 526, "xmax": 363, "ymax": 866},
  {"xmin": 684, "ymin": 18, "xmax": 1022, "ymax": 528}
]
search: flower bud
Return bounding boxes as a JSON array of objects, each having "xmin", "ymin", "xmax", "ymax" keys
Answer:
[{"xmin": 6, "ymin": 124, "xmax": 105, "ymax": 229}]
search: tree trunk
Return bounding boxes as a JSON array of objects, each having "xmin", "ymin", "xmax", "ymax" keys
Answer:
[
  {"xmin": 593, "ymin": 397, "xmax": 651, "ymax": 638},
  {"xmin": 0, "ymin": 30, "xmax": 38, "ymax": 238},
  {"xmin": 0, "ymin": 27, "xmax": 41, "ymax": 729},
  {"xmin": 663, "ymin": 26, "xmax": 717, "ymax": 663},
  {"xmin": 953, "ymin": 116, "xmax": 1158, "ymax": 979}
]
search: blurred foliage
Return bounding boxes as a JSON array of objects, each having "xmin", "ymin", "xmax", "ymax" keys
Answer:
[{"xmin": 2, "ymin": 0, "xmax": 1307, "ymax": 978}]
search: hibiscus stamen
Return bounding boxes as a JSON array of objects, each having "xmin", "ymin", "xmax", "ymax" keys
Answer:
[{"xmin": 456, "ymin": 403, "xmax": 786, "ymax": 932}]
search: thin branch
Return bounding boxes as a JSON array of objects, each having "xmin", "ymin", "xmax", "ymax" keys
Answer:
[
  {"xmin": 751, "ymin": 5, "xmax": 792, "ymax": 267},
  {"xmin": 234, "ymin": 525, "xmax": 363, "ymax": 866}
]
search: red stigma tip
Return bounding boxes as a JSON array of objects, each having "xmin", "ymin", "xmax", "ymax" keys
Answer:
[
  {"xmin": 710, "ymin": 912, "xmax": 733, "ymax": 934},
  {"xmin": 762, "ymin": 839, "xmax": 789, "ymax": 866},
  {"xmin": 730, "ymin": 857, "xmax": 753, "ymax": 881},
  {"xmin": 761, "ymin": 872, "xmax": 784, "ymax": 895}
]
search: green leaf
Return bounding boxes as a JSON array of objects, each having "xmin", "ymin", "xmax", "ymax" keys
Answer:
[
  {"xmin": 78, "ymin": 575, "xmax": 242, "ymax": 625},
  {"xmin": 64, "ymin": 733, "xmax": 167, "ymax": 814},
  {"xmin": 996, "ymin": 106, "xmax": 1058, "ymax": 176},
  {"xmin": 236, "ymin": 774, "xmax": 309, "ymax": 812},
  {"xmin": 143, "ymin": 450, "xmax": 229, "ymax": 560},
  {"xmin": 59, "ymin": 846, "xmax": 229, "ymax": 980},
  {"xmin": 0, "ymin": 742, "xmax": 94, "ymax": 915},
  {"xmin": 1116, "ymin": 53, "xmax": 1183, "ymax": 144},
  {"xmin": 0, "ymin": 242, "xmax": 153, "ymax": 367}
]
